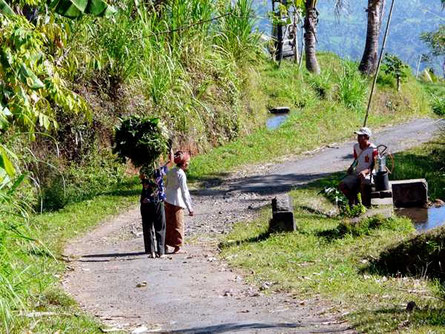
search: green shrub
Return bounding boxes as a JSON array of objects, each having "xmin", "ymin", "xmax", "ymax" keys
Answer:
[
  {"xmin": 431, "ymin": 94, "xmax": 445, "ymax": 116},
  {"xmin": 37, "ymin": 149, "xmax": 126, "ymax": 211},
  {"xmin": 336, "ymin": 61, "xmax": 368, "ymax": 110}
]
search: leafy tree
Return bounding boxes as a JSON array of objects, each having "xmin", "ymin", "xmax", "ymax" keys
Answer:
[
  {"xmin": 0, "ymin": 14, "xmax": 89, "ymax": 184},
  {"xmin": 359, "ymin": 0, "xmax": 386, "ymax": 75},
  {"xmin": 421, "ymin": 25, "xmax": 445, "ymax": 77},
  {"xmin": 0, "ymin": 0, "xmax": 115, "ymax": 185},
  {"xmin": 382, "ymin": 53, "xmax": 408, "ymax": 91}
]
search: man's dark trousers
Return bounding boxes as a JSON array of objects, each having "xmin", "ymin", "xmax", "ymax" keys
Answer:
[{"xmin": 140, "ymin": 201, "xmax": 166, "ymax": 255}]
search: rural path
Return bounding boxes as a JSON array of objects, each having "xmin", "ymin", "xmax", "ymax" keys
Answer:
[{"xmin": 63, "ymin": 118, "xmax": 443, "ymax": 333}]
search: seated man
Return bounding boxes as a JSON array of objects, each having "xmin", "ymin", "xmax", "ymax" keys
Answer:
[{"xmin": 339, "ymin": 127, "xmax": 377, "ymax": 207}]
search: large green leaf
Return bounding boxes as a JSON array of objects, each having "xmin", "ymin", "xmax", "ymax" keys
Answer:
[
  {"xmin": 0, "ymin": 147, "xmax": 15, "ymax": 178},
  {"xmin": 19, "ymin": 64, "xmax": 45, "ymax": 90},
  {"xmin": 50, "ymin": 0, "xmax": 116, "ymax": 18},
  {"xmin": 0, "ymin": 0, "xmax": 14, "ymax": 16}
]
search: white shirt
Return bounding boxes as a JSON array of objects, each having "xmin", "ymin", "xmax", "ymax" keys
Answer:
[
  {"xmin": 165, "ymin": 167, "xmax": 193, "ymax": 212},
  {"xmin": 353, "ymin": 143, "xmax": 377, "ymax": 174}
]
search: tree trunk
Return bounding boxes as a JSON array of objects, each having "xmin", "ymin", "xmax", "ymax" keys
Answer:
[
  {"xmin": 304, "ymin": 2, "xmax": 320, "ymax": 74},
  {"xmin": 359, "ymin": 0, "xmax": 386, "ymax": 75}
]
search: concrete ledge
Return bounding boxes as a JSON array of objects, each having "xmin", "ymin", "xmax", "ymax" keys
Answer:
[
  {"xmin": 391, "ymin": 179, "xmax": 428, "ymax": 208},
  {"xmin": 269, "ymin": 106, "xmax": 290, "ymax": 114},
  {"xmin": 371, "ymin": 190, "xmax": 393, "ymax": 199}
]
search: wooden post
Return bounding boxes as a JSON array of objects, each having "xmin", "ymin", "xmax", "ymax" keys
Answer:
[
  {"xmin": 293, "ymin": 11, "xmax": 299, "ymax": 64},
  {"xmin": 415, "ymin": 54, "xmax": 422, "ymax": 78}
]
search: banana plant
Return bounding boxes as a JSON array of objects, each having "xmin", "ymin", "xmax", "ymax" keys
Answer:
[
  {"xmin": 0, "ymin": 0, "xmax": 116, "ymax": 17},
  {"xmin": 49, "ymin": 0, "xmax": 116, "ymax": 18},
  {"xmin": 0, "ymin": 0, "xmax": 14, "ymax": 16}
]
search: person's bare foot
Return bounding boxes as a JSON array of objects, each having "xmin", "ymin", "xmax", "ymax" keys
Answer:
[{"xmin": 173, "ymin": 247, "xmax": 186, "ymax": 254}]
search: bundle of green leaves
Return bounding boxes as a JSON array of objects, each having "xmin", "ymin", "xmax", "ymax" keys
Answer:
[{"xmin": 113, "ymin": 115, "xmax": 169, "ymax": 170}]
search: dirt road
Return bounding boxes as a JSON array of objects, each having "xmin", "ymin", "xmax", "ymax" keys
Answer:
[{"xmin": 63, "ymin": 118, "xmax": 443, "ymax": 333}]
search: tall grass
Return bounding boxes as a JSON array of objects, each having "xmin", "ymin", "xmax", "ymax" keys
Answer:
[
  {"xmin": 60, "ymin": 0, "xmax": 262, "ymax": 154},
  {"xmin": 0, "ymin": 180, "xmax": 31, "ymax": 332}
]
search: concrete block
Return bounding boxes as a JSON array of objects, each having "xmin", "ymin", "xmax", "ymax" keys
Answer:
[
  {"xmin": 270, "ymin": 195, "xmax": 296, "ymax": 232},
  {"xmin": 371, "ymin": 197, "xmax": 394, "ymax": 206},
  {"xmin": 269, "ymin": 211, "xmax": 296, "ymax": 232},
  {"xmin": 272, "ymin": 195, "xmax": 292, "ymax": 212},
  {"xmin": 269, "ymin": 106, "xmax": 290, "ymax": 114},
  {"xmin": 391, "ymin": 179, "xmax": 428, "ymax": 208}
]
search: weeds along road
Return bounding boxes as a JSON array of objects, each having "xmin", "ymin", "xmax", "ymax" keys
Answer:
[{"xmin": 63, "ymin": 118, "xmax": 443, "ymax": 333}]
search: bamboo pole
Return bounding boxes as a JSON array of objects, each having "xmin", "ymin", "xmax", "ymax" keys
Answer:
[{"xmin": 363, "ymin": 0, "xmax": 396, "ymax": 127}]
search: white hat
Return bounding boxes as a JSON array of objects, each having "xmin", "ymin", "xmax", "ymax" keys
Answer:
[{"xmin": 354, "ymin": 127, "xmax": 372, "ymax": 137}]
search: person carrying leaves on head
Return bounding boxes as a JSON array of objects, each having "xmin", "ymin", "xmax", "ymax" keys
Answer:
[
  {"xmin": 164, "ymin": 150, "xmax": 194, "ymax": 254},
  {"xmin": 140, "ymin": 149, "xmax": 173, "ymax": 258},
  {"xmin": 339, "ymin": 127, "xmax": 377, "ymax": 207}
]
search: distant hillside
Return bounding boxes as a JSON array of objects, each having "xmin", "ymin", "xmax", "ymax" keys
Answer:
[{"xmin": 254, "ymin": 0, "xmax": 444, "ymax": 74}]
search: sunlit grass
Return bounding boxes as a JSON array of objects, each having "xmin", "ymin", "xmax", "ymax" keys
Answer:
[
  {"xmin": 221, "ymin": 138, "xmax": 445, "ymax": 333},
  {"xmin": 0, "ymin": 179, "xmax": 139, "ymax": 333}
]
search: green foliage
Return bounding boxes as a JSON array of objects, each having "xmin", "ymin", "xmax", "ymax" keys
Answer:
[
  {"xmin": 49, "ymin": 0, "xmax": 116, "ymax": 18},
  {"xmin": 336, "ymin": 216, "xmax": 395, "ymax": 237},
  {"xmin": 0, "ymin": 175, "xmax": 32, "ymax": 331},
  {"xmin": 319, "ymin": 186, "xmax": 347, "ymax": 207},
  {"xmin": 0, "ymin": 0, "xmax": 14, "ymax": 15},
  {"xmin": 336, "ymin": 60, "xmax": 368, "ymax": 110},
  {"xmin": 319, "ymin": 186, "xmax": 366, "ymax": 217},
  {"xmin": 36, "ymin": 149, "xmax": 126, "ymax": 211},
  {"xmin": 422, "ymin": 81, "xmax": 445, "ymax": 116},
  {"xmin": 0, "ymin": 14, "xmax": 89, "ymax": 185},
  {"xmin": 215, "ymin": 0, "xmax": 261, "ymax": 62},
  {"xmin": 0, "ymin": 15, "xmax": 88, "ymax": 136},
  {"xmin": 382, "ymin": 54, "xmax": 409, "ymax": 90},
  {"xmin": 431, "ymin": 94, "xmax": 445, "ymax": 116},
  {"xmin": 421, "ymin": 25, "xmax": 445, "ymax": 58},
  {"xmin": 113, "ymin": 115, "xmax": 169, "ymax": 169}
]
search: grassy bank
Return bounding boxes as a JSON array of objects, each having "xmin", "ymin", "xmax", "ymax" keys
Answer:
[
  {"xmin": 220, "ymin": 139, "xmax": 445, "ymax": 333},
  {"xmin": 188, "ymin": 54, "xmax": 433, "ymax": 180},
  {"xmin": 1, "ymin": 179, "xmax": 139, "ymax": 333}
]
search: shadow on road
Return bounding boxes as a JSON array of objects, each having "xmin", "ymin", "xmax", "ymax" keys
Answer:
[
  {"xmin": 79, "ymin": 251, "xmax": 146, "ymax": 262},
  {"xmin": 193, "ymin": 171, "xmax": 335, "ymax": 198},
  {"xmin": 165, "ymin": 321, "xmax": 353, "ymax": 333},
  {"xmin": 165, "ymin": 322, "xmax": 301, "ymax": 333}
]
